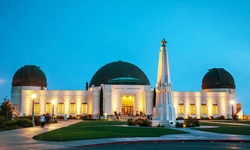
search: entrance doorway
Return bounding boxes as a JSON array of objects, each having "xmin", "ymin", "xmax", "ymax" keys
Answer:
[{"xmin": 121, "ymin": 95, "xmax": 134, "ymax": 115}]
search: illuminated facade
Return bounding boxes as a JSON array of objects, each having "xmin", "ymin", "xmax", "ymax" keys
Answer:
[{"xmin": 10, "ymin": 40, "xmax": 243, "ymax": 119}]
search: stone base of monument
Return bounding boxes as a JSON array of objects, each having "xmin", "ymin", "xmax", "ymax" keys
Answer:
[{"xmin": 152, "ymin": 119, "xmax": 176, "ymax": 128}]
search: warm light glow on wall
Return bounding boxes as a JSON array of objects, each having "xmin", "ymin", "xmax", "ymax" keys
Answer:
[
  {"xmin": 112, "ymin": 96, "xmax": 119, "ymax": 113},
  {"xmin": 195, "ymin": 97, "xmax": 201, "ymax": 119},
  {"xmin": 64, "ymin": 98, "xmax": 70, "ymax": 114},
  {"xmin": 207, "ymin": 98, "xmax": 212, "ymax": 117},
  {"xmin": 51, "ymin": 100, "xmax": 56, "ymax": 104},
  {"xmin": 76, "ymin": 98, "xmax": 81, "ymax": 115},
  {"xmin": 184, "ymin": 98, "xmax": 189, "ymax": 118},
  {"xmin": 31, "ymin": 93, "xmax": 37, "ymax": 99}
]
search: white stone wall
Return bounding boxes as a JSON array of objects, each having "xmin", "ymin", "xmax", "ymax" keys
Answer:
[
  {"xmin": 12, "ymin": 85, "xmax": 239, "ymax": 119},
  {"xmin": 19, "ymin": 89, "xmax": 88, "ymax": 116},
  {"xmin": 172, "ymin": 90, "xmax": 237, "ymax": 119}
]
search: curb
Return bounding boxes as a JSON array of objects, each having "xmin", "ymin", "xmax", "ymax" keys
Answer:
[{"xmin": 74, "ymin": 139, "xmax": 250, "ymax": 148}]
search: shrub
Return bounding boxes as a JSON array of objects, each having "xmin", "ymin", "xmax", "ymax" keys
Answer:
[
  {"xmin": 56, "ymin": 115, "xmax": 65, "ymax": 119},
  {"xmin": 17, "ymin": 118, "xmax": 33, "ymax": 127},
  {"xmin": 0, "ymin": 116, "xmax": 5, "ymax": 128},
  {"xmin": 1, "ymin": 120, "xmax": 18, "ymax": 129},
  {"xmin": 19, "ymin": 116, "xmax": 41, "ymax": 126},
  {"xmin": 176, "ymin": 116, "xmax": 184, "ymax": 120},
  {"xmin": 68, "ymin": 115, "xmax": 76, "ymax": 119},
  {"xmin": 175, "ymin": 122, "xmax": 183, "ymax": 127},
  {"xmin": 184, "ymin": 117, "xmax": 199, "ymax": 127},
  {"xmin": 200, "ymin": 116, "xmax": 210, "ymax": 120},
  {"xmin": 127, "ymin": 118, "xmax": 152, "ymax": 127},
  {"xmin": 216, "ymin": 115, "xmax": 225, "ymax": 120},
  {"xmin": 127, "ymin": 118, "xmax": 135, "ymax": 126}
]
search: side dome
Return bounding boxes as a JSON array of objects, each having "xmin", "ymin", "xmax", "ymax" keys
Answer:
[
  {"xmin": 202, "ymin": 68, "xmax": 235, "ymax": 90},
  {"xmin": 90, "ymin": 61, "xmax": 150, "ymax": 86},
  {"xmin": 12, "ymin": 65, "xmax": 47, "ymax": 87}
]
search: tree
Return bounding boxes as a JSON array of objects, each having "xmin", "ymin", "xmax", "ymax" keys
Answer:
[
  {"xmin": 153, "ymin": 88, "xmax": 156, "ymax": 107},
  {"xmin": 99, "ymin": 86, "xmax": 103, "ymax": 116},
  {"xmin": 0, "ymin": 97, "xmax": 13, "ymax": 122}
]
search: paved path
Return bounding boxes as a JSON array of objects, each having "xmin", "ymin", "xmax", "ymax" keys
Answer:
[{"xmin": 1, "ymin": 120, "xmax": 250, "ymax": 150}]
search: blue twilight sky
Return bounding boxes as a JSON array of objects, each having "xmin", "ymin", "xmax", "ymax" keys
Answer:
[{"xmin": 0, "ymin": 0, "xmax": 250, "ymax": 114}]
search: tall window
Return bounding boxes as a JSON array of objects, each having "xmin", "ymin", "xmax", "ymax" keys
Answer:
[
  {"xmin": 82, "ymin": 103, "xmax": 87, "ymax": 114},
  {"xmin": 212, "ymin": 104, "xmax": 218, "ymax": 115},
  {"xmin": 70, "ymin": 103, "xmax": 75, "ymax": 114},
  {"xmin": 201, "ymin": 104, "xmax": 207, "ymax": 115},
  {"xmin": 179, "ymin": 104, "xmax": 184, "ymax": 114},
  {"xmin": 190, "ymin": 104, "xmax": 195, "ymax": 115},
  {"xmin": 34, "ymin": 103, "xmax": 39, "ymax": 114},
  {"xmin": 46, "ymin": 103, "xmax": 51, "ymax": 114},
  {"xmin": 58, "ymin": 103, "xmax": 64, "ymax": 114}
]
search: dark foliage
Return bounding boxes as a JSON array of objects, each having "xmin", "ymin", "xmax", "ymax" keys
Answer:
[
  {"xmin": 0, "ymin": 98, "xmax": 13, "ymax": 122},
  {"xmin": 153, "ymin": 88, "xmax": 156, "ymax": 107},
  {"xmin": 184, "ymin": 117, "xmax": 200, "ymax": 127},
  {"xmin": 127, "ymin": 118, "xmax": 152, "ymax": 126},
  {"xmin": 99, "ymin": 87, "xmax": 103, "ymax": 116}
]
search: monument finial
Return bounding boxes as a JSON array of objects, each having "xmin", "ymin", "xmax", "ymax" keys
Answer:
[{"xmin": 161, "ymin": 38, "xmax": 167, "ymax": 46}]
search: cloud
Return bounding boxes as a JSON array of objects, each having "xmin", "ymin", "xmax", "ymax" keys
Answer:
[{"xmin": 0, "ymin": 79, "xmax": 5, "ymax": 84}]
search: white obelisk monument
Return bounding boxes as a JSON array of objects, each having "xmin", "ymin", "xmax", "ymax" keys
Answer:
[{"xmin": 152, "ymin": 38, "xmax": 176, "ymax": 127}]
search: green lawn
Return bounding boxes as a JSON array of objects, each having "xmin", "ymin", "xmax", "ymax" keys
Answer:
[
  {"xmin": 199, "ymin": 122, "xmax": 240, "ymax": 126},
  {"xmin": 33, "ymin": 120, "xmax": 187, "ymax": 141},
  {"xmin": 194, "ymin": 122, "xmax": 250, "ymax": 135},
  {"xmin": 209, "ymin": 120, "xmax": 250, "ymax": 124}
]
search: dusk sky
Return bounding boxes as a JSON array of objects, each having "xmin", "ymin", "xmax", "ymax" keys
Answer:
[{"xmin": 1, "ymin": 0, "xmax": 250, "ymax": 114}]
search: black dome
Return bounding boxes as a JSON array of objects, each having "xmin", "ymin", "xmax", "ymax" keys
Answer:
[
  {"xmin": 90, "ymin": 61, "xmax": 150, "ymax": 86},
  {"xmin": 12, "ymin": 65, "xmax": 47, "ymax": 87},
  {"xmin": 202, "ymin": 68, "xmax": 235, "ymax": 90}
]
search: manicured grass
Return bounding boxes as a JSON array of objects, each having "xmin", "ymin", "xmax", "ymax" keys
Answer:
[
  {"xmin": 199, "ymin": 122, "xmax": 240, "ymax": 126},
  {"xmin": 195, "ymin": 122, "xmax": 250, "ymax": 135},
  {"xmin": 33, "ymin": 120, "xmax": 188, "ymax": 141},
  {"xmin": 209, "ymin": 120, "xmax": 250, "ymax": 124}
]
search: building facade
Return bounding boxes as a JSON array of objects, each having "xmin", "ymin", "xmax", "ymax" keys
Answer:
[{"xmin": 10, "ymin": 40, "xmax": 243, "ymax": 119}]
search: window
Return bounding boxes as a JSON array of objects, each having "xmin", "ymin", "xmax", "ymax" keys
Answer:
[
  {"xmin": 46, "ymin": 103, "xmax": 51, "ymax": 114},
  {"xmin": 58, "ymin": 103, "xmax": 64, "ymax": 114},
  {"xmin": 201, "ymin": 104, "xmax": 207, "ymax": 115},
  {"xmin": 34, "ymin": 103, "xmax": 39, "ymax": 114},
  {"xmin": 179, "ymin": 104, "xmax": 184, "ymax": 114},
  {"xmin": 190, "ymin": 104, "xmax": 195, "ymax": 115},
  {"xmin": 212, "ymin": 104, "xmax": 218, "ymax": 115},
  {"xmin": 82, "ymin": 103, "xmax": 87, "ymax": 114},
  {"xmin": 70, "ymin": 103, "xmax": 75, "ymax": 114}
]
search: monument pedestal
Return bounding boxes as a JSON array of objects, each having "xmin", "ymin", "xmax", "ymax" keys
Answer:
[{"xmin": 152, "ymin": 104, "xmax": 176, "ymax": 127}]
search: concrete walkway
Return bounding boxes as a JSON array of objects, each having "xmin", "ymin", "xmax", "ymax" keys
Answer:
[{"xmin": 1, "ymin": 120, "xmax": 250, "ymax": 150}]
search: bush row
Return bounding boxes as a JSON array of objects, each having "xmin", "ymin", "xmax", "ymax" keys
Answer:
[
  {"xmin": 0, "ymin": 118, "xmax": 33, "ymax": 130},
  {"xmin": 127, "ymin": 118, "xmax": 152, "ymax": 126},
  {"xmin": 177, "ymin": 115, "xmax": 226, "ymax": 120}
]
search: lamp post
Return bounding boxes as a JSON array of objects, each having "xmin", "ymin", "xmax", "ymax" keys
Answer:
[
  {"xmin": 51, "ymin": 100, "xmax": 55, "ymax": 122},
  {"xmin": 31, "ymin": 94, "xmax": 37, "ymax": 127},
  {"xmin": 230, "ymin": 100, "xmax": 235, "ymax": 122}
]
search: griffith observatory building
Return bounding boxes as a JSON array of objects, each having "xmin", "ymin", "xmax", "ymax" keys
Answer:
[{"xmin": 10, "ymin": 39, "xmax": 243, "ymax": 121}]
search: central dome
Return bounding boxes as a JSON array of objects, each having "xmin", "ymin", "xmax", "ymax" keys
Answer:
[{"xmin": 89, "ymin": 61, "xmax": 150, "ymax": 86}]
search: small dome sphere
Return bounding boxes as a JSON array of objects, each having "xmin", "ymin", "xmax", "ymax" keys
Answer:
[
  {"xmin": 202, "ymin": 68, "xmax": 235, "ymax": 90},
  {"xmin": 12, "ymin": 65, "xmax": 47, "ymax": 87},
  {"xmin": 90, "ymin": 61, "xmax": 150, "ymax": 86}
]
